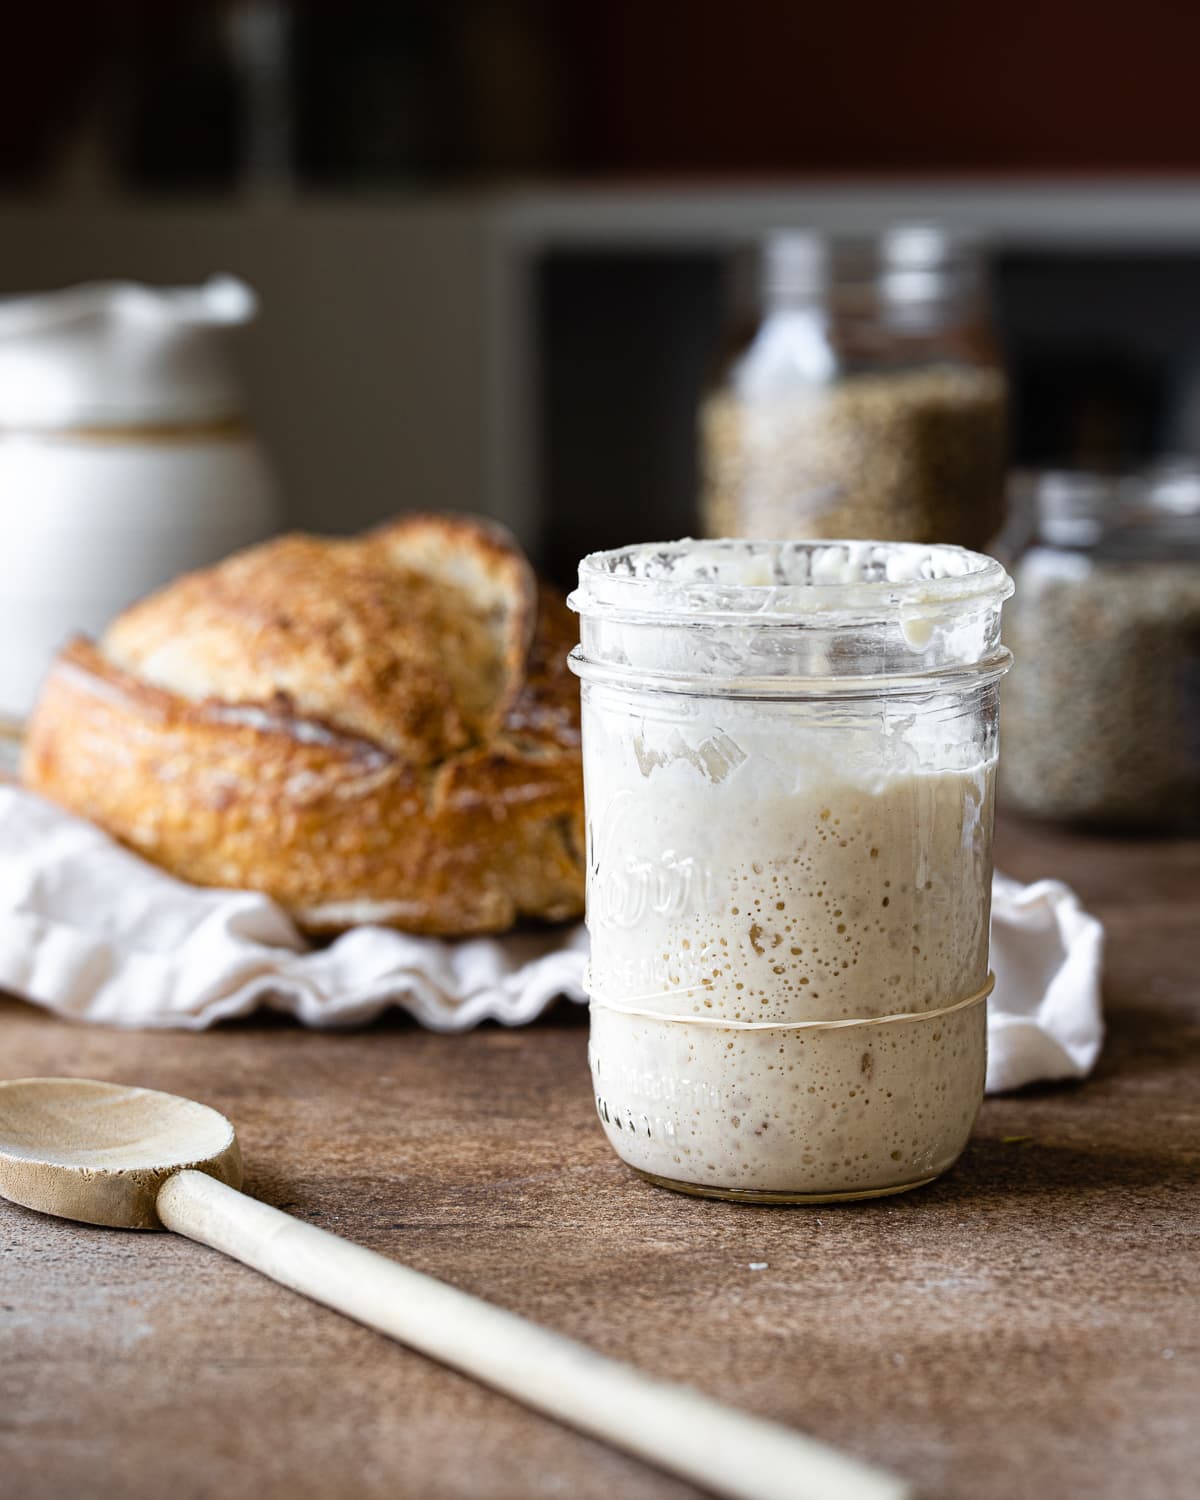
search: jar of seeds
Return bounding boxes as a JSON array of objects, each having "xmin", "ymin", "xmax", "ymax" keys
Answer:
[
  {"xmin": 699, "ymin": 227, "xmax": 1007, "ymax": 549},
  {"xmin": 1000, "ymin": 468, "xmax": 1200, "ymax": 829}
]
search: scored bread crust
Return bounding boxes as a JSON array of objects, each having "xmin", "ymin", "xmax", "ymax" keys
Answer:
[{"xmin": 21, "ymin": 514, "xmax": 585, "ymax": 936}]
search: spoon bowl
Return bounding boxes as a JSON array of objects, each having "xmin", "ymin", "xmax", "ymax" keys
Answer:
[{"xmin": 0, "ymin": 1077, "xmax": 242, "ymax": 1228}]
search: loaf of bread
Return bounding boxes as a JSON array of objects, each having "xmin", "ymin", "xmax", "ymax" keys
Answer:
[{"xmin": 22, "ymin": 514, "xmax": 585, "ymax": 936}]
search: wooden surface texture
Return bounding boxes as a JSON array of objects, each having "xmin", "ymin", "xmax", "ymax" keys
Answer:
[{"xmin": 1, "ymin": 817, "xmax": 1197, "ymax": 1500}]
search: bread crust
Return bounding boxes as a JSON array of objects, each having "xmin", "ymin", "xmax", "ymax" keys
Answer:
[{"xmin": 22, "ymin": 516, "xmax": 584, "ymax": 937}]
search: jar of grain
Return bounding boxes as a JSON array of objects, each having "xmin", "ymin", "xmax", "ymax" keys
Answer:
[
  {"xmin": 699, "ymin": 227, "xmax": 1007, "ymax": 549},
  {"xmin": 1000, "ymin": 467, "xmax": 1200, "ymax": 829}
]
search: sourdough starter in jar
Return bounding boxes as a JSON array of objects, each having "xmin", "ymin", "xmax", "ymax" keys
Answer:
[{"xmin": 570, "ymin": 539, "xmax": 1012, "ymax": 1202}]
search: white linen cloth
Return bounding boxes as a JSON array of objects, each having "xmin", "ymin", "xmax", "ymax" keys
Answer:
[{"xmin": 0, "ymin": 781, "xmax": 1103, "ymax": 1093}]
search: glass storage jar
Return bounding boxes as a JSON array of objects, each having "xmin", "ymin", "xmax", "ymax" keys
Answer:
[
  {"xmin": 699, "ymin": 227, "xmax": 1007, "ymax": 550},
  {"xmin": 1000, "ymin": 467, "xmax": 1200, "ymax": 829},
  {"xmin": 569, "ymin": 538, "xmax": 1013, "ymax": 1203}
]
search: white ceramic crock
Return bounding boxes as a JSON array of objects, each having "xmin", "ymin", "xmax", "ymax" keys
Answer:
[{"xmin": 0, "ymin": 276, "xmax": 280, "ymax": 717}]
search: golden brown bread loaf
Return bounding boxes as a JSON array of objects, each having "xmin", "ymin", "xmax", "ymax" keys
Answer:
[{"xmin": 21, "ymin": 514, "xmax": 585, "ymax": 936}]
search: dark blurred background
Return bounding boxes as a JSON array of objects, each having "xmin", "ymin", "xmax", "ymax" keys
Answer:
[{"xmin": 4, "ymin": 0, "xmax": 1200, "ymax": 582}]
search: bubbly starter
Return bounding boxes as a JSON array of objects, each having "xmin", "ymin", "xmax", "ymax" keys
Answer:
[{"xmin": 583, "ymin": 693, "xmax": 994, "ymax": 1198}]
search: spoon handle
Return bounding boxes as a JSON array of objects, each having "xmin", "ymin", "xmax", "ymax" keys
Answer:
[{"xmin": 157, "ymin": 1169, "xmax": 909, "ymax": 1500}]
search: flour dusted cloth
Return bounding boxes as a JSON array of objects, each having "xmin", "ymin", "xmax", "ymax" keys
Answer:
[{"xmin": 0, "ymin": 782, "xmax": 1102, "ymax": 1092}]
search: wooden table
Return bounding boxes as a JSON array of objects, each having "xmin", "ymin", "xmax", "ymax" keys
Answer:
[{"xmin": 1, "ymin": 818, "xmax": 1197, "ymax": 1500}]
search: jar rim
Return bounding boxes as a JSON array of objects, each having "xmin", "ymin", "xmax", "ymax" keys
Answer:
[
  {"xmin": 569, "ymin": 538, "xmax": 1013, "ymax": 625},
  {"xmin": 757, "ymin": 225, "xmax": 985, "ymax": 306},
  {"xmin": 1023, "ymin": 464, "xmax": 1200, "ymax": 548}
]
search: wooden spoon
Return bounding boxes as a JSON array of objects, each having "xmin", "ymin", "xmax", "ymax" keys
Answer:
[{"xmin": 0, "ymin": 1077, "xmax": 910, "ymax": 1500}]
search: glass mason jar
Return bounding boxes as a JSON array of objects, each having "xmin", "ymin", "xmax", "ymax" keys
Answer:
[
  {"xmin": 568, "ymin": 538, "xmax": 1013, "ymax": 1204},
  {"xmin": 699, "ymin": 227, "xmax": 1007, "ymax": 550},
  {"xmin": 1000, "ymin": 467, "xmax": 1200, "ymax": 829}
]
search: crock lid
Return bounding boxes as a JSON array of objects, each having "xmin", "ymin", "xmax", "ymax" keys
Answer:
[{"xmin": 0, "ymin": 275, "xmax": 257, "ymax": 428}]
